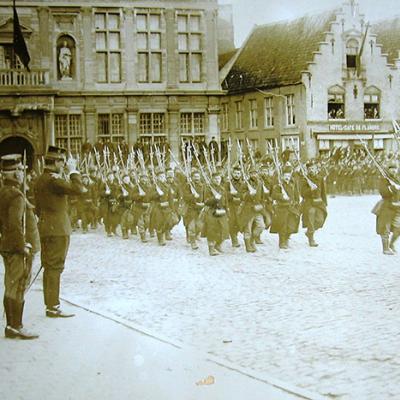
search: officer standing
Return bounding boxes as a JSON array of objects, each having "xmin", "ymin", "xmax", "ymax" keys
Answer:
[
  {"xmin": 0, "ymin": 154, "xmax": 40, "ymax": 339},
  {"xmin": 34, "ymin": 146, "xmax": 84, "ymax": 317}
]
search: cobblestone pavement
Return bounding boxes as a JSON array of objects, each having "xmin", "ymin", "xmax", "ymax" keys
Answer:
[{"xmin": 53, "ymin": 195, "xmax": 399, "ymax": 399}]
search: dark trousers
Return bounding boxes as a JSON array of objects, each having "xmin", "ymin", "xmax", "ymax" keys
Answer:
[
  {"xmin": 2, "ymin": 253, "xmax": 32, "ymax": 302},
  {"xmin": 40, "ymin": 236, "xmax": 70, "ymax": 308}
]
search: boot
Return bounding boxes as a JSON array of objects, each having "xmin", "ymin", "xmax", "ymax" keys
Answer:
[
  {"xmin": 208, "ymin": 241, "xmax": 219, "ymax": 256},
  {"xmin": 215, "ymin": 242, "xmax": 223, "ymax": 253},
  {"xmin": 5, "ymin": 300, "xmax": 39, "ymax": 340},
  {"xmin": 306, "ymin": 231, "xmax": 318, "ymax": 247},
  {"xmin": 157, "ymin": 231, "xmax": 166, "ymax": 246},
  {"xmin": 382, "ymin": 236, "xmax": 394, "ymax": 255},
  {"xmin": 389, "ymin": 232, "xmax": 399, "ymax": 253},
  {"xmin": 165, "ymin": 231, "xmax": 173, "ymax": 241},
  {"xmin": 140, "ymin": 232, "xmax": 148, "ymax": 243},
  {"xmin": 253, "ymin": 235, "xmax": 263, "ymax": 245},
  {"xmin": 250, "ymin": 237, "xmax": 257, "ymax": 252},
  {"xmin": 122, "ymin": 229, "xmax": 129, "ymax": 240},
  {"xmin": 150, "ymin": 230, "xmax": 155, "ymax": 238},
  {"xmin": 231, "ymin": 234, "xmax": 240, "ymax": 248},
  {"xmin": 190, "ymin": 235, "xmax": 199, "ymax": 250},
  {"xmin": 279, "ymin": 234, "xmax": 288, "ymax": 249},
  {"xmin": 185, "ymin": 230, "xmax": 190, "ymax": 243},
  {"xmin": 46, "ymin": 305, "xmax": 75, "ymax": 318},
  {"xmin": 244, "ymin": 238, "xmax": 256, "ymax": 253}
]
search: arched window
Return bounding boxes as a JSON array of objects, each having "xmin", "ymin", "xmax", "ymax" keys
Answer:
[
  {"xmin": 346, "ymin": 38, "xmax": 359, "ymax": 69},
  {"xmin": 328, "ymin": 86, "xmax": 345, "ymax": 119},
  {"xmin": 364, "ymin": 86, "xmax": 380, "ymax": 120}
]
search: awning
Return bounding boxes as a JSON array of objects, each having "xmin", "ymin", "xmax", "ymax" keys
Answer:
[{"xmin": 316, "ymin": 133, "xmax": 393, "ymax": 140}]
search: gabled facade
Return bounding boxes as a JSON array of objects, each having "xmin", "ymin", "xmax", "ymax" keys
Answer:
[
  {"xmin": 221, "ymin": 1, "xmax": 400, "ymax": 159},
  {"xmin": 0, "ymin": 0, "xmax": 224, "ymax": 165}
]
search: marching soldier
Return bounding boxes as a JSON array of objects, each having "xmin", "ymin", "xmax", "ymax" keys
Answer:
[
  {"xmin": 182, "ymin": 170, "xmax": 205, "ymax": 250},
  {"xmin": 270, "ymin": 165, "xmax": 301, "ymax": 249},
  {"xmin": 225, "ymin": 166, "xmax": 245, "ymax": 248},
  {"xmin": 300, "ymin": 160, "xmax": 328, "ymax": 247},
  {"xmin": 78, "ymin": 174, "xmax": 96, "ymax": 233},
  {"xmin": 165, "ymin": 168, "xmax": 181, "ymax": 240},
  {"xmin": 35, "ymin": 146, "xmax": 85, "ymax": 318},
  {"xmin": 149, "ymin": 168, "xmax": 175, "ymax": 246},
  {"xmin": 0, "ymin": 154, "xmax": 40, "ymax": 339},
  {"xmin": 237, "ymin": 168, "xmax": 265, "ymax": 253},
  {"xmin": 131, "ymin": 172, "xmax": 153, "ymax": 243},
  {"xmin": 202, "ymin": 171, "xmax": 229, "ymax": 256},
  {"xmin": 119, "ymin": 173, "xmax": 135, "ymax": 240},
  {"xmin": 374, "ymin": 163, "xmax": 400, "ymax": 255}
]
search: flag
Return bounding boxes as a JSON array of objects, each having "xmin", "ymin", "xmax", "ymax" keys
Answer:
[
  {"xmin": 356, "ymin": 22, "xmax": 369, "ymax": 78},
  {"xmin": 13, "ymin": 0, "xmax": 30, "ymax": 71}
]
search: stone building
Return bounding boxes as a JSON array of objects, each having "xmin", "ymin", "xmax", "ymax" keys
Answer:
[
  {"xmin": 0, "ymin": 0, "xmax": 226, "ymax": 166},
  {"xmin": 221, "ymin": 1, "xmax": 400, "ymax": 159}
]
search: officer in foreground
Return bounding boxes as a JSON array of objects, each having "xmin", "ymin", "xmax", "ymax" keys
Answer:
[
  {"xmin": 0, "ymin": 154, "xmax": 40, "ymax": 339},
  {"xmin": 35, "ymin": 146, "xmax": 84, "ymax": 317}
]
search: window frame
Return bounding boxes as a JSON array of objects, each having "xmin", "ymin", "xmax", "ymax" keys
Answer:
[
  {"xmin": 249, "ymin": 99, "xmax": 258, "ymax": 129},
  {"xmin": 97, "ymin": 112, "xmax": 126, "ymax": 142},
  {"xmin": 235, "ymin": 100, "xmax": 243, "ymax": 130},
  {"xmin": 285, "ymin": 94, "xmax": 296, "ymax": 126},
  {"xmin": 95, "ymin": 11, "xmax": 122, "ymax": 83},
  {"xmin": 136, "ymin": 10, "xmax": 163, "ymax": 83},
  {"xmin": 54, "ymin": 114, "xmax": 83, "ymax": 155},
  {"xmin": 179, "ymin": 111, "xmax": 206, "ymax": 135},
  {"xmin": 139, "ymin": 112, "xmax": 166, "ymax": 136},
  {"xmin": 177, "ymin": 12, "xmax": 203, "ymax": 83},
  {"xmin": 264, "ymin": 97, "xmax": 274, "ymax": 128}
]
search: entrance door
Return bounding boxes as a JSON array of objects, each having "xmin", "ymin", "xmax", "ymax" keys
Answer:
[{"xmin": 0, "ymin": 136, "xmax": 35, "ymax": 169}]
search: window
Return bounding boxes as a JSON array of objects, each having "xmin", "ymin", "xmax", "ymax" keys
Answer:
[
  {"xmin": 264, "ymin": 97, "xmax": 274, "ymax": 127},
  {"xmin": 346, "ymin": 39, "xmax": 359, "ymax": 69},
  {"xmin": 373, "ymin": 138, "xmax": 384, "ymax": 150},
  {"xmin": 177, "ymin": 13, "xmax": 202, "ymax": 82},
  {"xmin": 328, "ymin": 88, "xmax": 345, "ymax": 119},
  {"xmin": 281, "ymin": 136, "xmax": 299, "ymax": 152},
  {"xmin": 95, "ymin": 12, "xmax": 121, "ymax": 83},
  {"xmin": 139, "ymin": 113, "xmax": 165, "ymax": 136},
  {"xmin": 364, "ymin": 90, "xmax": 380, "ymax": 119},
  {"xmin": 55, "ymin": 114, "xmax": 83, "ymax": 155},
  {"xmin": 180, "ymin": 112, "xmax": 205, "ymax": 135},
  {"xmin": 97, "ymin": 113, "xmax": 125, "ymax": 142},
  {"xmin": 0, "ymin": 45, "xmax": 23, "ymax": 69},
  {"xmin": 221, "ymin": 103, "xmax": 229, "ymax": 131},
  {"xmin": 286, "ymin": 94, "xmax": 296, "ymax": 126},
  {"xmin": 136, "ymin": 12, "xmax": 162, "ymax": 83},
  {"xmin": 249, "ymin": 99, "xmax": 258, "ymax": 129},
  {"xmin": 235, "ymin": 101, "xmax": 243, "ymax": 130}
]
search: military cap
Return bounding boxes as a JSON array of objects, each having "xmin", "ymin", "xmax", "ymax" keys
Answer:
[
  {"xmin": 0, "ymin": 154, "xmax": 23, "ymax": 171},
  {"xmin": 45, "ymin": 145, "xmax": 67, "ymax": 162},
  {"xmin": 232, "ymin": 164, "xmax": 241, "ymax": 172},
  {"xmin": 387, "ymin": 162, "xmax": 398, "ymax": 169},
  {"xmin": 191, "ymin": 168, "xmax": 200, "ymax": 176}
]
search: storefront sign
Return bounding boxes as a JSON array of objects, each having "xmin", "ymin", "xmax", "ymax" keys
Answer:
[{"xmin": 329, "ymin": 123, "xmax": 381, "ymax": 132}]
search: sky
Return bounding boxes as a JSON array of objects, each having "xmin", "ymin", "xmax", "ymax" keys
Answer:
[{"xmin": 219, "ymin": 0, "xmax": 400, "ymax": 47}]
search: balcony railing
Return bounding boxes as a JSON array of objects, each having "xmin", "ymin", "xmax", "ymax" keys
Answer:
[{"xmin": 0, "ymin": 68, "xmax": 49, "ymax": 87}]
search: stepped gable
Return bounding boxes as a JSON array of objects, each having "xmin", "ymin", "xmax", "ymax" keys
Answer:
[{"xmin": 225, "ymin": 9, "xmax": 338, "ymax": 93}]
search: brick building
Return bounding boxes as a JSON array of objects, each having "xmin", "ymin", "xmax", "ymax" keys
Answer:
[
  {"xmin": 221, "ymin": 1, "xmax": 400, "ymax": 159},
  {"xmin": 0, "ymin": 0, "xmax": 228, "ymax": 166}
]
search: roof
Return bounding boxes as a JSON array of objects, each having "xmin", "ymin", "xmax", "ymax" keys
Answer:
[
  {"xmin": 218, "ymin": 49, "xmax": 238, "ymax": 70},
  {"xmin": 371, "ymin": 17, "xmax": 400, "ymax": 65},
  {"xmin": 224, "ymin": 9, "xmax": 338, "ymax": 93}
]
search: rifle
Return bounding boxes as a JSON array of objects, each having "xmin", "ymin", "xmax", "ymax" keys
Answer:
[
  {"xmin": 237, "ymin": 140, "xmax": 256, "ymax": 196},
  {"xmin": 149, "ymin": 147, "xmax": 164, "ymax": 197},
  {"xmin": 289, "ymin": 137, "xmax": 316, "ymax": 189},
  {"xmin": 357, "ymin": 135, "xmax": 399, "ymax": 186},
  {"xmin": 267, "ymin": 142, "xmax": 290, "ymax": 200},
  {"xmin": 226, "ymin": 138, "xmax": 238, "ymax": 195},
  {"xmin": 192, "ymin": 144, "xmax": 221, "ymax": 199},
  {"xmin": 169, "ymin": 148, "xmax": 199, "ymax": 198}
]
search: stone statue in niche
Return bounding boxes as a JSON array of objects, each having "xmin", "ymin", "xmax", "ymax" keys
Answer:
[{"xmin": 59, "ymin": 40, "xmax": 72, "ymax": 79}]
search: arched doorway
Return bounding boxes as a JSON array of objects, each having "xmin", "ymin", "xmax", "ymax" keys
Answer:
[{"xmin": 0, "ymin": 136, "xmax": 35, "ymax": 169}]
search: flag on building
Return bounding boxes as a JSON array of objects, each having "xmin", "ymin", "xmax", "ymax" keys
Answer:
[{"xmin": 13, "ymin": 0, "xmax": 30, "ymax": 71}]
